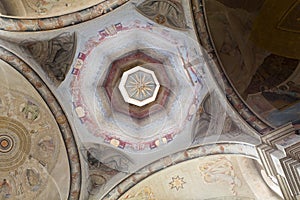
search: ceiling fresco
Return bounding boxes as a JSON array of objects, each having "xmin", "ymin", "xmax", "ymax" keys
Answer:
[
  {"xmin": 115, "ymin": 155, "xmax": 280, "ymax": 200},
  {"xmin": 22, "ymin": 32, "xmax": 76, "ymax": 85},
  {"xmin": 0, "ymin": 0, "xmax": 110, "ymax": 18},
  {"xmin": 68, "ymin": 16, "xmax": 206, "ymax": 153},
  {"xmin": 0, "ymin": 0, "xmax": 129, "ymax": 31},
  {"xmin": 103, "ymin": 143, "xmax": 264, "ymax": 200},
  {"xmin": 0, "ymin": 0, "xmax": 299, "ymax": 199},
  {"xmin": 0, "ymin": 46, "xmax": 81, "ymax": 199},
  {"xmin": 202, "ymin": 0, "xmax": 300, "ymax": 128},
  {"xmin": 0, "ymin": 59, "xmax": 71, "ymax": 199}
]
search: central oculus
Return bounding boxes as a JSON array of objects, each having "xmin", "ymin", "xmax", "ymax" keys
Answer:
[{"xmin": 119, "ymin": 66, "xmax": 160, "ymax": 107}]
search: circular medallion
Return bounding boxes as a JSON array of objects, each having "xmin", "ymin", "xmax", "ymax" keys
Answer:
[
  {"xmin": 0, "ymin": 116, "xmax": 31, "ymax": 171},
  {"xmin": 0, "ymin": 135, "xmax": 14, "ymax": 153}
]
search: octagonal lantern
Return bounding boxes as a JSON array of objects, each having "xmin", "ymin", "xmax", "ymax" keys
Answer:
[{"xmin": 119, "ymin": 66, "xmax": 160, "ymax": 107}]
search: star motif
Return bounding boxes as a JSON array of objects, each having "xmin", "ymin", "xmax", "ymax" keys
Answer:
[
  {"xmin": 126, "ymin": 71, "xmax": 155, "ymax": 99},
  {"xmin": 119, "ymin": 66, "xmax": 160, "ymax": 107},
  {"xmin": 169, "ymin": 176, "xmax": 186, "ymax": 191}
]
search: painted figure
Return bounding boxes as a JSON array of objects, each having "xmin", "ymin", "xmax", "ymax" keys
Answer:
[{"xmin": 0, "ymin": 179, "xmax": 11, "ymax": 199}]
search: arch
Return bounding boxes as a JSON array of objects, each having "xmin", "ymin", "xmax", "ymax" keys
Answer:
[
  {"xmin": 191, "ymin": 0, "xmax": 274, "ymax": 134},
  {"xmin": 0, "ymin": 0, "xmax": 129, "ymax": 32},
  {"xmin": 0, "ymin": 45, "xmax": 81, "ymax": 200},
  {"xmin": 102, "ymin": 142, "xmax": 258, "ymax": 199}
]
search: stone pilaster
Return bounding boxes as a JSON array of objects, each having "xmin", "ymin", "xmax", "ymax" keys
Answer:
[{"xmin": 257, "ymin": 123, "xmax": 300, "ymax": 200}]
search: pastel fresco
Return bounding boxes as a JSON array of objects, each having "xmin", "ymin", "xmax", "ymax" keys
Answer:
[
  {"xmin": 0, "ymin": 0, "xmax": 112, "ymax": 17},
  {"xmin": 0, "ymin": 58, "xmax": 71, "ymax": 199},
  {"xmin": 117, "ymin": 155, "xmax": 279, "ymax": 200},
  {"xmin": 0, "ymin": 0, "xmax": 299, "ymax": 199}
]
